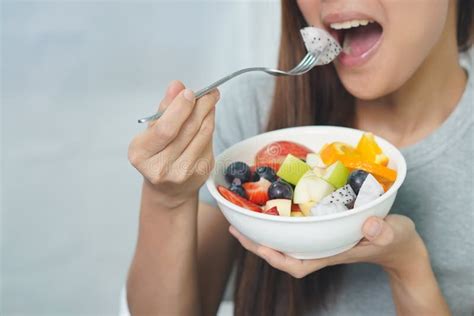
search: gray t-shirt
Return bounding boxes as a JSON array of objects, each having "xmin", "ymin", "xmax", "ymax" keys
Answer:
[{"xmin": 199, "ymin": 50, "xmax": 473, "ymax": 315}]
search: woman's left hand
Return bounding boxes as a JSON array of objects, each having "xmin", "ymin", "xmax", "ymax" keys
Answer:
[{"xmin": 229, "ymin": 214, "xmax": 428, "ymax": 278}]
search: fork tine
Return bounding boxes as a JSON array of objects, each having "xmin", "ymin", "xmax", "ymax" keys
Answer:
[
  {"xmin": 289, "ymin": 53, "xmax": 313, "ymax": 73},
  {"xmin": 294, "ymin": 53, "xmax": 316, "ymax": 73},
  {"xmin": 296, "ymin": 55, "xmax": 317, "ymax": 74},
  {"xmin": 301, "ymin": 53, "xmax": 317, "ymax": 69},
  {"xmin": 290, "ymin": 53, "xmax": 312, "ymax": 72},
  {"xmin": 303, "ymin": 54, "xmax": 317, "ymax": 69},
  {"xmin": 289, "ymin": 53, "xmax": 317, "ymax": 74},
  {"xmin": 303, "ymin": 54, "xmax": 317, "ymax": 67}
]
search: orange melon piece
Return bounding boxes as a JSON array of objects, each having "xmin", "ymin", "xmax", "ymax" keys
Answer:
[
  {"xmin": 319, "ymin": 142, "xmax": 359, "ymax": 165},
  {"xmin": 339, "ymin": 156, "xmax": 397, "ymax": 182},
  {"xmin": 356, "ymin": 133, "xmax": 389, "ymax": 166},
  {"xmin": 374, "ymin": 175, "xmax": 394, "ymax": 192}
]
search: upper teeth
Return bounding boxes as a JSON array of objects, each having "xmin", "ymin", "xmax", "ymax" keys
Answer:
[{"xmin": 330, "ymin": 19, "xmax": 374, "ymax": 30}]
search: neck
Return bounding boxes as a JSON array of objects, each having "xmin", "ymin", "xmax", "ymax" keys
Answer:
[{"xmin": 354, "ymin": 10, "xmax": 467, "ymax": 148}]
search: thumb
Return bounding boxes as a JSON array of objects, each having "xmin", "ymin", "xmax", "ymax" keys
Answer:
[{"xmin": 362, "ymin": 216, "xmax": 394, "ymax": 246}]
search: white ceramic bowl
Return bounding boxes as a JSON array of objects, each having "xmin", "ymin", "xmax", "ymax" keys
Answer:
[{"xmin": 206, "ymin": 126, "xmax": 406, "ymax": 259}]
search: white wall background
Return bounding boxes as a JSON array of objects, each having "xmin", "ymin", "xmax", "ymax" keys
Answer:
[{"xmin": 1, "ymin": 1, "xmax": 280, "ymax": 315}]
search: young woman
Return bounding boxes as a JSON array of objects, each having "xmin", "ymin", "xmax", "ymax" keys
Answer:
[{"xmin": 126, "ymin": 0, "xmax": 473, "ymax": 315}]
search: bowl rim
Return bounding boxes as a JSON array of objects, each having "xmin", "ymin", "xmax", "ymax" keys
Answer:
[{"xmin": 206, "ymin": 126, "xmax": 407, "ymax": 222}]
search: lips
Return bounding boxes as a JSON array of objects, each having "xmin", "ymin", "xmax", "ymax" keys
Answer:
[
  {"xmin": 342, "ymin": 22, "xmax": 383, "ymax": 56},
  {"xmin": 325, "ymin": 14, "xmax": 384, "ymax": 67}
]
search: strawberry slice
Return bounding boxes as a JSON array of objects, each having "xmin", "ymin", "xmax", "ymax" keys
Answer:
[
  {"xmin": 263, "ymin": 206, "xmax": 279, "ymax": 216},
  {"xmin": 217, "ymin": 185, "xmax": 262, "ymax": 213},
  {"xmin": 242, "ymin": 178, "xmax": 272, "ymax": 205}
]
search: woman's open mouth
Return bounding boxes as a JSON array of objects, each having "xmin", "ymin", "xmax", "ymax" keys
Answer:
[{"xmin": 328, "ymin": 19, "xmax": 383, "ymax": 68}]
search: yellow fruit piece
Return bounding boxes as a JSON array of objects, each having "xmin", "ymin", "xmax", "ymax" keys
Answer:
[
  {"xmin": 291, "ymin": 211, "xmax": 305, "ymax": 217},
  {"xmin": 356, "ymin": 133, "xmax": 389, "ymax": 166},
  {"xmin": 319, "ymin": 142, "xmax": 359, "ymax": 165},
  {"xmin": 298, "ymin": 201, "xmax": 316, "ymax": 216}
]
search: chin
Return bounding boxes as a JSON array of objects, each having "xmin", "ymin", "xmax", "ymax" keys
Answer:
[
  {"xmin": 336, "ymin": 71, "xmax": 386, "ymax": 101},
  {"xmin": 335, "ymin": 55, "xmax": 411, "ymax": 101}
]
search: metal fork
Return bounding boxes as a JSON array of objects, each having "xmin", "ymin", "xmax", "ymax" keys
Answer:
[{"xmin": 138, "ymin": 51, "xmax": 321, "ymax": 123}]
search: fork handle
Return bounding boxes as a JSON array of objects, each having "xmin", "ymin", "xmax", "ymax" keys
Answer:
[
  {"xmin": 138, "ymin": 67, "xmax": 286, "ymax": 123},
  {"xmin": 195, "ymin": 67, "xmax": 282, "ymax": 98}
]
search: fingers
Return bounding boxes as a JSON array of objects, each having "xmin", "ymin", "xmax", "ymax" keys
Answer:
[
  {"xmin": 360, "ymin": 215, "xmax": 415, "ymax": 247},
  {"xmin": 228, "ymin": 216, "xmax": 417, "ymax": 279},
  {"xmin": 148, "ymin": 80, "xmax": 185, "ymax": 128},
  {"xmin": 194, "ymin": 141, "xmax": 214, "ymax": 177},
  {"xmin": 228, "ymin": 226, "xmax": 291, "ymax": 271},
  {"xmin": 179, "ymin": 106, "xmax": 215, "ymax": 159},
  {"xmin": 314, "ymin": 215, "xmax": 416, "ymax": 266},
  {"xmin": 229, "ymin": 226, "xmax": 323, "ymax": 279},
  {"xmin": 171, "ymin": 105, "xmax": 216, "ymax": 174},
  {"xmin": 129, "ymin": 86, "xmax": 218, "ymax": 187},
  {"xmin": 160, "ymin": 80, "xmax": 186, "ymax": 106},
  {"xmin": 362, "ymin": 216, "xmax": 395, "ymax": 246},
  {"xmin": 134, "ymin": 88, "xmax": 196, "ymax": 158},
  {"xmin": 362, "ymin": 214, "xmax": 416, "ymax": 246},
  {"xmin": 160, "ymin": 80, "xmax": 186, "ymax": 111},
  {"xmin": 229, "ymin": 226, "xmax": 260, "ymax": 253},
  {"xmin": 159, "ymin": 89, "xmax": 219, "ymax": 163}
]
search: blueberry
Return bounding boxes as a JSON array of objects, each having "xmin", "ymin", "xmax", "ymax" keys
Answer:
[
  {"xmin": 268, "ymin": 180, "xmax": 293, "ymax": 200},
  {"xmin": 348, "ymin": 170, "xmax": 369, "ymax": 195},
  {"xmin": 229, "ymin": 182, "xmax": 247, "ymax": 198},
  {"xmin": 252, "ymin": 166, "xmax": 278, "ymax": 182},
  {"xmin": 225, "ymin": 161, "xmax": 251, "ymax": 184}
]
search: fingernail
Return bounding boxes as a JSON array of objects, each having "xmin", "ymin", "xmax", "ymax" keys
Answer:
[
  {"xmin": 183, "ymin": 89, "xmax": 195, "ymax": 102},
  {"xmin": 214, "ymin": 89, "xmax": 220, "ymax": 101},
  {"xmin": 366, "ymin": 220, "xmax": 382, "ymax": 239}
]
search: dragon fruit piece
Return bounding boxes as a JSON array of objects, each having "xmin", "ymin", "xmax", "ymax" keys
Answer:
[
  {"xmin": 311, "ymin": 200, "xmax": 348, "ymax": 216},
  {"xmin": 353, "ymin": 174, "xmax": 384, "ymax": 208},
  {"xmin": 300, "ymin": 27, "xmax": 342, "ymax": 65},
  {"xmin": 311, "ymin": 184, "xmax": 356, "ymax": 216}
]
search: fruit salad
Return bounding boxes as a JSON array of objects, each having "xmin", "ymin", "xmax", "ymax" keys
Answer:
[{"xmin": 217, "ymin": 133, "xmax": 397, "ymax": 217}]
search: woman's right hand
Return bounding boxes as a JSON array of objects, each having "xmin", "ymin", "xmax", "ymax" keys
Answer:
[{"xmin": 128, "ymin": 80, "xmax": 219, "ymax": 209}]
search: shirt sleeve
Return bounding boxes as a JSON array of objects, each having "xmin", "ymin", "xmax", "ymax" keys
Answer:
[{"xmin": 198, "ymin": 73, "xmax": 274, "ymax": 206}]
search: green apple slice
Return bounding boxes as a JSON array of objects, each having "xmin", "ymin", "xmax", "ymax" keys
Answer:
[
  {"xmin": 293, "ymin": 170, "xmax": 335, "ymax": 204},
  {"xmin": 276, "ymin": 154, "xmax": 311, "ymax": 185},
  {"xmin": 264, "ymin": 199, "xmax": 292, "ymax": 217},
  {"xmin": 322, "ymin": 161, "xmax": 350, "ymax": 189}
]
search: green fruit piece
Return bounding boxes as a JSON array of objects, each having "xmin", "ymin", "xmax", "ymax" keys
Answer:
[
  {"xmin": 293, "ymin": 171, "xmax": 335, "ymax": 204},
  {"xmin": 276, "ymin": 154, "xmax": 312, "ymax": 185},
  {"xmin": 322, "ymin": 161, "xmax": 350, "ymax": 189}
]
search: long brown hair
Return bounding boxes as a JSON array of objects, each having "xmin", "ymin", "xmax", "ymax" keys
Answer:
[{"xmin": 234, "ymin": 1, "xmax": 473, "ymax": 315}]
